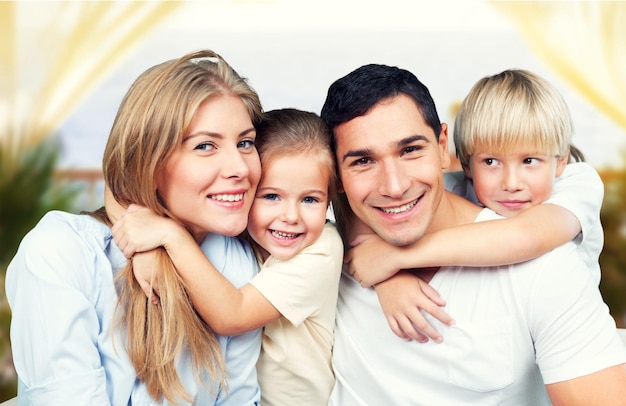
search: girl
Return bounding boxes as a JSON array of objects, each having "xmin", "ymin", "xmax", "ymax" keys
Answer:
[
  {"xmin": 6, "ymin": 49, "xmax": 263, "ymax": 405},
  {"xmin": 111, "ymin": 109, "xmax": 344, "ymax": 405}
]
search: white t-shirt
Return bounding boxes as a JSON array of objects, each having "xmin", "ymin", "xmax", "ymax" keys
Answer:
[
  {"xmin": 249, "ymin": 222, "xmax": 343, "ymax": 406},
  {"xmin": 329, "ymin": 209, "xmax": 625, "ymax": 405},
  {"xmin": 444, "ymin": 162, "xmax": 603, "ymax": 284}
]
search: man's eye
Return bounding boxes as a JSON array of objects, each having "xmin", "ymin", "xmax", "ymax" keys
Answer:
[
  {"xmin": 351, "ymin": 157, "xmax": 372, "ymax": 166},
  {"xmin": 402, "ymin": 145, "xmax": 420, "ymax": 154}
]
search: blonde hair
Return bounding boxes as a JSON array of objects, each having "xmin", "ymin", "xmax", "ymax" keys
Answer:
[
  {"xmin": 454, "ymin": 69, "xmax": 584, "ymax": 169},
  {"xmin": 91, "ymin": 50, "xmax": 262, "ymax": 404}
]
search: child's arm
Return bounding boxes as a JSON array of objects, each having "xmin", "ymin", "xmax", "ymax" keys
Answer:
[
  {"xmin": 348, "ymin": 162, "xmax": 602, "ymax": 287},
  {"xmin": 348, "ymin": 203, "xmax": 580, "ymax": 287},
  {"xmin": 111, "ymin": 205, "xmax": 281, "ymax": 336},
  {"xmin": 371, "ymin": 271, "xmax": 454, "ymax": 343}
]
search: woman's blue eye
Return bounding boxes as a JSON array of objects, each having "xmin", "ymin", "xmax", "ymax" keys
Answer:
[
  {"xmin": 238, "ymin": 139, "xmax": 255, "ymax": 149},
  {"xmin": 195, "ymin": 142, "xmax": 215, "ymax": 151}
]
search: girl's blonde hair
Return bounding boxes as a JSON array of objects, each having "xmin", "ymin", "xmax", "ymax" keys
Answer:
[
  {"xmin": 454, "ymin": 69, "xmax": 584, "ymax": 169},
  {"xmin": 90, "ymin": 49, "xmax": 262, "ymax": 404}
]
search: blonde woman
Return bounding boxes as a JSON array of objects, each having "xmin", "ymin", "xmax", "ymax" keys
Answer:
[{"xmin": 6, "ymin": 49, "xmax": 263, "ymax": 405}]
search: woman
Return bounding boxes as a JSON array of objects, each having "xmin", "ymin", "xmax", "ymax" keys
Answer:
[{"xmin": 6, "ymin": 49, "xmax": 263, "ymax": 405}]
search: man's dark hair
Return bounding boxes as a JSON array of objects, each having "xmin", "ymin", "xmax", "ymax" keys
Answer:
[{"xmin": 320, "ymin": 64, "xmax": 442, "ymax": 154}]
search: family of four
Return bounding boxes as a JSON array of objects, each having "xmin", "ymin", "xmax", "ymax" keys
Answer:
[{"xmin": 6, "ymin": 49, "xmax": 626, "ymax": 405}]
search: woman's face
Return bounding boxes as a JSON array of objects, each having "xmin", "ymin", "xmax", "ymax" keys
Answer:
[{"xmin": 157, "ymin": 95, "xmax": 261, "ymax": 241}]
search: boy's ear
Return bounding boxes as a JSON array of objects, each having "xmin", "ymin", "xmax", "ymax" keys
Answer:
[{"xmin": 555, "ymin": 154, "xmax": 568, "ymax": 177}]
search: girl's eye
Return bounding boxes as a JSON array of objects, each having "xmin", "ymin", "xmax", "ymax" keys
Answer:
[
  {"xmin": 302, "ymin": 196, "xmax": 320, "ymax": 205},
  {"xmin": 263, "ymin": 193, "xmax": 280, "ymax": 201},
  {"xmin": 238, "ymin": 139, "xmax": 256, "ymax": 150},
  {"xmin": 195, "ymin": 142, "xmax": 215, "ymax": 152}
]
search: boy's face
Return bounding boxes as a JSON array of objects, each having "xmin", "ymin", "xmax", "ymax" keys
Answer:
[
  {"xmin": 464, "ymin": 148, "xmax": 568, "ymax": 218},
  {"xmin": 248, "ymin": 152, "xmax": 330, "ymax": 261},
  {"xmin": 334, "ymin": 94, "xmax": 450, "ymax": 247}
]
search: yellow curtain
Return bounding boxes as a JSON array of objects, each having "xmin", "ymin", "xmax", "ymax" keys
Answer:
[
  {"xmin": 0, "ymin": 1, "xmax": 181, "ymax": 163},
  {"xmin": 491, "ymin": 1, "xmax": 626, "ymax": 132}
]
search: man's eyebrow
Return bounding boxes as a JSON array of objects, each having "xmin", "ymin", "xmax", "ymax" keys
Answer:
[
  {"xmin": 341, "ymin": 148, "xmax": 373, "ymax": 164},
  {"xmin": 398, "ymin": 134, "xmax": 429, "ymax": 147}
]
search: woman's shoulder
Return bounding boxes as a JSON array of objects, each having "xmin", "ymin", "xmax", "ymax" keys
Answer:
[
  {"xmin": 21, "ymin": 211, "xmax": 109, "ymax": 249},
  {"xmin": 200, "ymin": 233, "xmax": 258, "ymax": 286},
  {"xmin": 8, "ymin": 211, "xmax": 114, "ymax": 287}
]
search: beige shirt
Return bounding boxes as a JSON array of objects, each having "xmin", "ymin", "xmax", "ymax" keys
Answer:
[{"xmin": 249, "ymin": 222, "xmax": 343, "ymax": 406}]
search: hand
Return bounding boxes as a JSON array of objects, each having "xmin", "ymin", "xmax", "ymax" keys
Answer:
[
  {"xmin": 132, "ymin": 251, "xmax": 161, "ymax": 305},
  {"xmin": 111, "ymin": 204, "xmax": 178, "ymax": 259},
  {"xmin": 345, "ymin": 233, "xmax": 403, "ymax": 287},
  {"xmin": 374, "ymin": 271, "xmax": 454, "ymax": 343}
]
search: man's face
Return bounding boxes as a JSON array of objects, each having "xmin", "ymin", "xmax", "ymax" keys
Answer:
[{"xmin": 334, "ymin": 94, "xmax": 449, "ymax": 247}]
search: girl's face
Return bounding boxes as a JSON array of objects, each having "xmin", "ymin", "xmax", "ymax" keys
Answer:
[
  {"xmin": 157, "ymin": 95, "xmax": 261, "ymax": 242},
  {"xmin": 465, "ymin": 147, "xmax": 568, "ymax": 218},
  {"xmin": 248, "ymin": 152, "xmax": 331, "ymax": 261}
]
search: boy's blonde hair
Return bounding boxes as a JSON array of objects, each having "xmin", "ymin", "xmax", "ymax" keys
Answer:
[{"xmin": 454, "ymin": 69, "xmax": 583, "ymax": 169}]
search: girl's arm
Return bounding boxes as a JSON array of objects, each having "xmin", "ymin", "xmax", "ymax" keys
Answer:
[
  {"xmin": 348, "ymin": 203, "xmax": 581, "ymax": 287},
  {"xmin": 111, "ymin": 205, "xmax": 281, "ymax": 336}
]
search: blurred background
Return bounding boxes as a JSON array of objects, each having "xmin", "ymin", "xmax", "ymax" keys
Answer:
[{"xmin": 1, "ymin": 0, "xmax": 625, "ymax": 401}]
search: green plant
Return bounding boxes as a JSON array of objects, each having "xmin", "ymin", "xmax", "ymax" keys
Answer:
[
  {"xmin": 0, "ymin": 137, "xmax": 81, "ymax": 400},
  {"xmin": 599, "ymin": 166, "xmax": 626, "ymax": 328}
]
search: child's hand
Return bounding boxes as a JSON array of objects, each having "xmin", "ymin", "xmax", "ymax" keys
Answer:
[
  {"xmin": 132, "ymin": 251, "xmax": 161, "ymax": 305},
  {"xmin": 373, "ymin": 271, "xmax": 454, "ymax": 343},
  {"xmin": 111, "ymin": 204, "xmax": 177, "ymax": 259},
  {"xmin": 345, "ymin": 233, "xmax": 403, "ymax": 287}
]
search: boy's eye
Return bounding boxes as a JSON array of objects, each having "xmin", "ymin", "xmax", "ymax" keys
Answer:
[
  {"xmin": 484, "ymin": 158, "xmax": 498, "ymax": 166},
  {"xmin": 523, "ymin": 157, "xmax": 539, "ymax": 165}
]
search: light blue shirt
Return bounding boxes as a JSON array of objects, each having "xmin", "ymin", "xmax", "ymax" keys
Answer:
[{"xmin": 6, "ymin": 211, "xmax": 261, "ymax": 405}]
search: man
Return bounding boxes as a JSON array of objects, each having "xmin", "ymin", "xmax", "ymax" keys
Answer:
[{"xmin": 320, "ymin": 64, "xmax": 626, "ymax": 405}]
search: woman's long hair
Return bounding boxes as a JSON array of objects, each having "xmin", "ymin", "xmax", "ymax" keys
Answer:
[{"xmin": 89, "ymin": 49, "xmax": 263, "ymax": 404}]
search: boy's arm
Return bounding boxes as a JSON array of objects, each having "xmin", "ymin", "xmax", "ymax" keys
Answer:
[
  {"xmin": 348, "ymin": 203, "xmax": 580, "ymax": 287},
  {"xmin": 111, "ymin": 204, "xmax": 281, "ymax": 336},
  {"xmin": 372, "ymin": 271, "xmax": 454, "ymax": 343}
]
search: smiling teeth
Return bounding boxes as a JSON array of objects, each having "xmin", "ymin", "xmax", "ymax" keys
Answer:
[
  {"xmin": 211, "ymin": 193, "xmax": 243, "ymax": 202},
  {"xmin": 381, "ymin": 199, "xmax": 418, "ymax": 214},
  {"xmin": 271, "ymin": 230, "xmax": 299, "ymax": 239}
]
